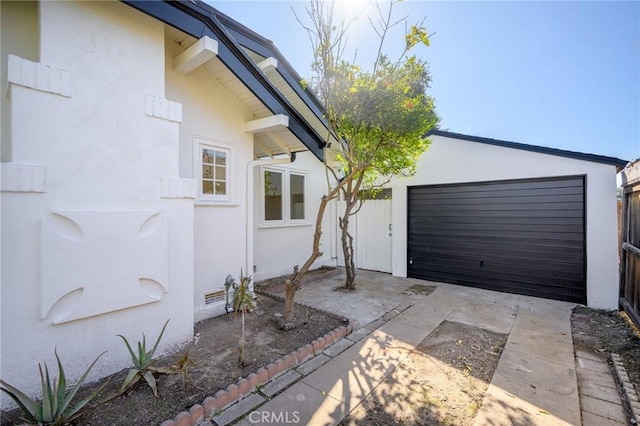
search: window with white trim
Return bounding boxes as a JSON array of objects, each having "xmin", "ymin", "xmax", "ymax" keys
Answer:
[
  {"xmin": 262, "ymin": 167, "xmax": 307, "ymax": 225},
  {"xmin": 195, "ymin": 138, "xmax": 233, "ymax": 203}
]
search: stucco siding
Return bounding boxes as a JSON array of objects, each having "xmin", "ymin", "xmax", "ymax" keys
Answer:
[
  {"xmin": 165, "ymin": 30, "xmax": 259, "ymax": 321},
  {"xmin": 1, "ymin": 1, "xmax": 194, "ymax": 409}
]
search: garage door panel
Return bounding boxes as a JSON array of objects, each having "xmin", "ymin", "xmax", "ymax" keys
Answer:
[
  {"xmin": 415, "ymin": 250, "xmax": 584, "ymax": 272},
  {"xmin": 411, "ymin": 201, "xmax": 582, "ymax": 212},
  {"xmin": 408, "ymin": 176, "xmax": 586, "ymax": 304},
  {"xmin": 410, "ymin": 227, "xmax": 584, "ymax": 241},
  {"xmin": 413, "ymin": 233, "xmax": 584, "ymax": 248},
  {"xmin": 412, "ymin": 269, "xmax": 584, "ymax": 302},
  {"xmin": 412, "ymin": 177, "xmax": 583, "ymax": 194},
  {"xmin": 412, "ymin": 185, "xmax": 584, "ymax": 200},
  {"xmin": 412, "ymin": 262, "xmax": 585, "ymax": 291},
  {"xmin": 416, "ymin": 238, "xmax": 585, "ymax": 256},
  {"xmin": 411, "ymin": 221, "xmax": 583, "ymax": 234},
  {"xmin": 414, "ymin": 209, "xmax": 585, "ymax": 219},
  {"xmin": 413, "ymin": 265, "xmax": 586, "ymax": 292},
  {"xmin": 412, "ymin": 193, "xmax": 584, "ymax": 206},
  {"xmin": 413, "ymin": 255, "xmax": 585, "ymax": 282},
  {"xmin": 408, "ymin": 215, "xmax": 584, "ymax": 226}
]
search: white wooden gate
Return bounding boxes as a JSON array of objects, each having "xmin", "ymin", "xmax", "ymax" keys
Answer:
[{"xmin": 337, "ymin": 199, "xmax": 392, "ymax": 273}]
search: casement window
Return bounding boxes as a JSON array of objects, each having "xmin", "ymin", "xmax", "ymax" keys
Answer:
[
  {"xmin": 262, "ymin": 167, "xmax": 307, "ymax": 225},
  {"xmin": 195, "ymin": 138, "xmax": 234, "ymax": 203}
]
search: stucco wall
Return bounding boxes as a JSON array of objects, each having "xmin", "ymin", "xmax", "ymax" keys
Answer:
[
  {"xmin": 164, "ymin": 36, "xmax": 256, "ymax": 322},
  {"xmin": 253, "ymin": 151, "xmax": 337, "ymax": 282},
  {"xmin": 391, "ymin": 135, "xmax": 620, "ymax": 309},
  {"xmin": 1, "ymin": 1, "xmax": 194, "ymax": 409}
]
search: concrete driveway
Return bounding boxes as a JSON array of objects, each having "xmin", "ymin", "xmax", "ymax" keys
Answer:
[
  {"xmin": 283, "ymin": 270, "xmax": 581, "ymax": 425},
  {"xmin": 216, "ymin": 270, "xmax": 628, "ymax": 425}
]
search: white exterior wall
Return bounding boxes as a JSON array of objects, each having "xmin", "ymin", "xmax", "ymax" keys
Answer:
[
  {"xmin": 164, "ymin": 37, "xmax": 257, "ymax": 322},
  {"xmin": 1, "ymin": 1, "xmax": 194, "ymax": 409},
  {"xmin": 391, "ymin": 135, "xmax": 619, "ymax": 309},
  {"xmin": 253, "ymin": 151, "xmax": 337, "ymax": 282}
]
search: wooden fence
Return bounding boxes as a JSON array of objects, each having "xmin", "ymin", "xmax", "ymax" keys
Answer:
[{"xmin": 620, "ymin": 160, "xmax": 640, "ymax": 326}]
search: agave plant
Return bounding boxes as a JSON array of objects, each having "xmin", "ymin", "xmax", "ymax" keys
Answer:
[
  {"xmin": 233, "ymin": 270, "xmax": 256, "ymax": 366},
  {"xmin": 0, "ymin": 350, "xmax": 106, "ymax": 426},
  {"xmin": 117, "ymin": 318, "xmax": 169, "ymax": 397}
]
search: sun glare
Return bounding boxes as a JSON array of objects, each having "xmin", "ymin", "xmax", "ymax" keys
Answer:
[{"xmin": 336, "ymin": 0, "xmax": 371, "ymax": 22}]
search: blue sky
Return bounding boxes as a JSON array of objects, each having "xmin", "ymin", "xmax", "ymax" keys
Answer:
[{"xmin": 212, "ymin": 1, "xmax": 639, "ymax": 163}]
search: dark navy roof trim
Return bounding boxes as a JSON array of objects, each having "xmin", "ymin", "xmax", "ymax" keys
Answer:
[
  {"xmin": 122, "ymin": 0, "xmax": 326, "ymax": 161},
  {"xmin": 428, "ymin": 130, "xmax": 628, "ymax": 169},
  {"xmin": 210, "ymin": 7, "xmax": 328, "ymax": 116}
]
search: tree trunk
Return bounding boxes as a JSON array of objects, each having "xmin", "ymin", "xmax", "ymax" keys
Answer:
[
  {"xmin": 282, "ymin": 167, "xmax": 360, "ymax": 323},
  {"xmin": 283, "ymin": 169, "xmax": 361, "ymax": 326},
  {"xmin": 283, "ymin": 193, "xmax": 331, "ymax": 323},
  {"xmin": 339, "ymin": 174, "xmax": 364, "ymax": 291},
  {"xmin": 340, "ymin": 205, "xmax": 357, "ymax": 290},
  {"xmin": 284, "ymin": 278, "xmax": 296, "ymax": 322}
]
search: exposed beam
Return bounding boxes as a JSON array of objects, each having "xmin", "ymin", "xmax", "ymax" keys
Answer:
[
  {"xmin": 245, "ymin": 114, "xmax": 289, "ymax": 134},
  {"xmin": 257, "ymin": 57, "xmax": 277, "ymax": 73},
  {"xmin": 263, "ymin": 132, "xmax": 292, "ymax": 154},
  {"xmin": 173, "ymin": 36, "xmax": 218, "ymax": 74},
  {"xmin": 254, "ymin": 139, "xmax": 274, "ymax": 158}
]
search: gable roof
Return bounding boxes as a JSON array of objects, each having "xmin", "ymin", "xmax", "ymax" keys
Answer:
[
  {"xmin": 122, "ymin": 0, "xmax": 329, "ymax": 161},
  {"xmin": 211, "ymin": 7, "xmax": 327, "ymax": 119},
  {"xmin": 428, "ymin": 130, "xmax": 629, "ymax": 170}
]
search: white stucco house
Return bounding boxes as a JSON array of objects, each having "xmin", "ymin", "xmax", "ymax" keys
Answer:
[
  {"xmin": 1, "ymin": 0, "xmax": 339, "ymax": 409},
  {"xmin": 0, "ymin": 0, "xmax": 627, "ymax": 411}
]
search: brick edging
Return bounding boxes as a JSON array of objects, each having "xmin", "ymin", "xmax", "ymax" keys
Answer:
[
  {"xmin": 160, "ymin": 322, "xmax": 353, "ymax": 426},
  {"xmin": 611, "ymin": 353, "xmax": 640, "ymax": 424}
]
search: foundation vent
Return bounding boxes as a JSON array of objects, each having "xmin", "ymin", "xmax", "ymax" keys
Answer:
[{"xmin": 204, "ymin": 290, "xmax": 224, "ymax": 305}]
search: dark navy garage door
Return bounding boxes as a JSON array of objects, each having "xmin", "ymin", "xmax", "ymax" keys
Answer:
[{"xmin": 407, "ymin": 176, "xmax": 586, "ymax": 304}]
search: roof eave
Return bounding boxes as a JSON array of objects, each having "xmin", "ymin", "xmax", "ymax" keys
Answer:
[
  {"xmin": 209, "ymin": 5, "xmax": 337, "ymax": 145},
  {"xmin": 121, "ymin": 0, "xmax": 326, "ymax": 161},
  {"xmin": 427, "ymin": 130, "xmax": 629, "ymax": 170}
]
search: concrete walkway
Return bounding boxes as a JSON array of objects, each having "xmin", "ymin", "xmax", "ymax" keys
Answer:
[{"xmin": 212, "ymin": 272, "xmax": 630, "ymax": 425}]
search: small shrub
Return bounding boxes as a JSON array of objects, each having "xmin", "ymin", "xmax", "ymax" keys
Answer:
[
  {"xmin": 0, "ymin": 350, "xmax": 106, "ymax": 426},
  {"xmin": 155, "ymin": 344, "xmax": 197, "ymax": 388},
  {"xmin": 117, "ymin": 319, "xmax": 169, "ymax": 397},
  {"xmin": 234, "ymin": 270, "xmax": 256, "ymax": 366}
]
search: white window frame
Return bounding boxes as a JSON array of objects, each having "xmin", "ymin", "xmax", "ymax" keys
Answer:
[
  {"xmin": 260, "ymin": 166, "xmax": 308, "ymax": 227},
  {"xmin": 194, "ymin": 137, "xmax": 235, "ymax": 204}
]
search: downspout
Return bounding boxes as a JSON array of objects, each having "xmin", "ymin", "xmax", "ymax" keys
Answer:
[{"xmin": 246, "ymin": 152, "xmax": 296, "ymax": 293}]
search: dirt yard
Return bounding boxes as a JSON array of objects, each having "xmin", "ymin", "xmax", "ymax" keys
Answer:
[
  {"xmin": 340, "ymin": 320, "xmax": 507, "ymax": 425},
  {"xmin": 1, "ymin": 292, "xmax": 343, "ymax": 426},
  {"xmin": 572, "ymin": 305, "xmax": 640, "ymax": 394},
  {"xmin": 340, "ymin": 305, "xmax": 640, "ymax": 426}
]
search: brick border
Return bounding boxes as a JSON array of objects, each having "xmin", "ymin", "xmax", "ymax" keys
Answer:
[
  {"xmin": 611, "ymin": 353, "xmax": 640, "ymax": 424},
  {"xmin": 160, "ymin": 322, "xmax": 353, "ymax": 426}
]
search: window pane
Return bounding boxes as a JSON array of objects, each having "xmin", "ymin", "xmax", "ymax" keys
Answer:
[
  {"xmin": 290, "ymin": 174, "xmax": 305, "ymax": 220},
  {"xmin": 215, "ymin": 151, "xmax": 226, "ymax": 165},
  {"xmin": 215, "ymin": 182, "xmax": 226, "ymax": 195},
  {"xmin": 202, "ymin": 180, "xmax": 213, "ymax": 194},
  {"xmin": 215, "ymin": 166, "xmax": 226, "ymax": 181},
  {"xmin": 202, "ymin": 149, "xmax": 214, "ymax": 164},
  {"xmin": 264, "ymin": 171, "xmax": 283, "ymax": 221},
  {"xmin": 199, "ymin": 143, "xmax": 231, "ymax": 200}
]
